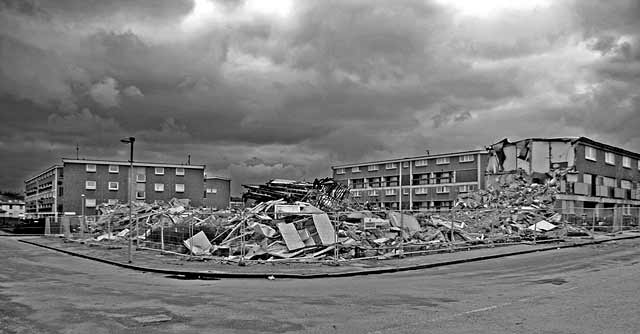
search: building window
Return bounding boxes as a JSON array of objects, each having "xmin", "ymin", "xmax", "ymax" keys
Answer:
[
  {"xmin": 108, "ymin": 182, "xmax": 118, "ymax": 191},
  {"xmin": 385, "ymin": 163, "xmax": 397, "ymax": 170},
  {"xmin": 415, "ymin": 160, "xmax": 428, "ymax": 167},
  {"xmin": 367, "ymin": 165, "xmax": 379, "ymax": 171},
  {"xmin": 585, "ymin": 146, "xmax": 597, "ymax": 161},
  {"xmin": 402, "ymin": 162, "xmax": 409, "ymax": 168},
  {"xmin": 459, "ymin": 155, "xmax": 474, "ymax": 163},
  {"xmin": 206, "ymin": 188, "xmax": 217, "ymax": 194},
  {"xmin": 436, "ymin": 186, "xmax": 449, "ymax": 193},
  {"xmin": 85, "ymin": 180, "xmax": 96, "ymax": 190},
  {"xmin": 175, "ymin": 184, "xmax": 185, "ymax": 193},
  {"xmin": 621, "ymin": 180, "xmax": 632, "ymax": 189},
  {"xmin": 109, "ymin": 165, "xmax": 119, "ymax": 173},
  {"xmin": 385, "ymin": 189, "xmax": 397, "ymax": 196},
  {"xmin": 136, "ymin": 174, "xmax": 146, "ymax": 182},
  {"xmin": 436, "ymin": 157, "xmax": 450, "ymax": 165},
  {"xmin": 605, "ymin": 152, "xmax": 615, "ymax": 165},
  {"xmin": 622, "ymin": 156, "xmax": 631, "ymax": 168},
  {"xmin": 136, "ymin": 191, "xmax": 146, "ymax": 199},
  {"xmin": 336, "ymin": 168, "xmax": 345, "ymax": 175},
  {"xmin": 367, "ymin": 190, "xmax": 378, "ymax": 196},
  {"xmin": 176, "ymin": 168, "xmax": 185, "ymax": 176},
  {"xmin": 638, "ymin": 160, "xmax": 640, "ymax": 170},
  {"xmin": 86, "ymin": 164, "xmax": 96, "ymax": 172},
  {"xmin": 352, "ymin": 166, "xmax": 361, "ymax": 173},
  {"xmin": 155, "ymin": 183, "xmax": 164, "ymax": 192},
  {"xmin": 85, "ymin": 199, "xmax": 96, "ymax": 207},
  {"xmin": 623, "ymin": 205, "xmax": 632, "ymax": 215},
  {"xmin": 583, "ymin": 173, "xmax": 593, "ymax": 184},
  {"xmin": 155, "ymin": 167, "xmax": 164, "ymax": 175},
  {"xmin": 458, "ymin": 185, "xmax": 469, "ymax": 193},
  {"xmin": 603, "ymin": 177, "xmax": 615, "ymax": 187},
  {"xmin": 415, "ymin": 187, "xmax": 428, "ymax": 195},
  {"xmin": 107, "ymin": 199, "xmax": 118, "ymax": 205},
  {"xmin": 352, "ymin": 190, "xmax": 361, "ymax": 197},
  {"xmin": 402, "ymin": 188, "xmax": 409, "ymax": 195}
]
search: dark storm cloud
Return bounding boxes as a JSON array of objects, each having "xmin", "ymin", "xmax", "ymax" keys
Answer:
[{"xmin": 1, "ymin": 0, "xmax": 640, "ymax": 194}]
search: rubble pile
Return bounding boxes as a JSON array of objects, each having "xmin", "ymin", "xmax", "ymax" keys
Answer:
[{"xmin": 81, "ymin": 174, "xmax": 590, "ymax": 263}]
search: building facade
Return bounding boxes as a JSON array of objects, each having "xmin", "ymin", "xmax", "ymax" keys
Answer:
[
  {"xmin": 486, "ymin": 137, "xmax": 640, "ymax": 216},
  {"xmin": 0, "ymin": 195, "xmax": 25, "ymax": 220},
  {"xmin": 24, "ymin": 165, "xmax": 63, "ymax": 219},
  {"xmin": 204, "ymin": 176, "xmax": 231, "ymax": 209},
  {"xmin": 332, "ymin": 150, "xmax": 489, "ymax": 211},
  {"xmin": 25, "ymin": 159, "xmax": 206, "ymax": 217}
]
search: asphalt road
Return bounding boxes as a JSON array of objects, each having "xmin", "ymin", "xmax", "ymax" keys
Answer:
[{"xmin": 1, "ymin": 237, "xmax": 639, "ymax": 334}]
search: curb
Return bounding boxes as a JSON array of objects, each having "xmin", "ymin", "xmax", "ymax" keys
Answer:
[{"xmin": 18, "ymin": 234, "xmax": 640, "ymax": 280}]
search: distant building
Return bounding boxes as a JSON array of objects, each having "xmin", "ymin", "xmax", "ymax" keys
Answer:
[
  {"xmin": 204, "ymin": 176, "xmax": 231, "ymax": 209},
  {"xmin": 486, "ymin": 137, "xmax": 640, "ymax": 214},
  {"xmin": 0, "ymin": 195, "xmax": 25, "ymax": 220},
  {"xmin": 25, "ymin": 159, "xmax": 206, "ymax": 218},
  {"xmin": 332, "ymin": 150, "xmax": 489, "ymax": 211}
]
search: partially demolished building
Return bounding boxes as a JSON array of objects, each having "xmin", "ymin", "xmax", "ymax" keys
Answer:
[{"xmin": 486, "ymin": 137, "xmax": 640, "ymax": 215}]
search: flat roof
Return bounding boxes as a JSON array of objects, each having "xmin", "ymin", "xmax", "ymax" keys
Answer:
[
  {"xmin": 62, "ymin": 158, "xmax": 205, "ymax": 169},
  {"xmin": 205, "ymin": 176, "xmax": 231, "ymax": 181},
  {"xmin": 24, "ymin": 165, "xmax": 62, "ymax": 183},
  {"xmin": 331, "ymin": 149, "xmax": 488, "ymax": 169}
]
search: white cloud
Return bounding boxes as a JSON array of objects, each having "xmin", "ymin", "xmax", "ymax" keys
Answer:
[{"xmin": 89, "ymin": 77, "xmax": 120, "ymax": 108}]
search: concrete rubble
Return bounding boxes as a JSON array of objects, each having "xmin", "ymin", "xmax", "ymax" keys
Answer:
[{"xmin": 80, "ymin": 174, "xmax": 590, "ymax": 263}]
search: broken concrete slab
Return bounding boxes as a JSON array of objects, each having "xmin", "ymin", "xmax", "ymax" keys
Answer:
[
  {"xmin": 388, "ymin": 212, "xmax": 420, "ymax": 233},
  {"xmin": 528, "ymin": 220, "xmax": 557, "ymax": 231},
  {"xmin": 312, "ymin": 213, "xmax": 336, "ymax": 245},
  {"xmin": 183, "ymin": 231, "xmax": 212, "ymax": 256},
  {"xmin": 276, "ymin": 222, "xmax": 305, "ymax": 251}
]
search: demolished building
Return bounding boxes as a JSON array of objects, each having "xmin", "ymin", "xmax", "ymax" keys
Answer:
[{"xmin": 486, "ymin": 137, "xmax": 640, "ymax": 222}]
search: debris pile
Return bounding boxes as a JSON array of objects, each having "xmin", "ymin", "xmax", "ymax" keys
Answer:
[{"xmin": 80, "ymin": 174, "xmax": 590, "ymax": 263}]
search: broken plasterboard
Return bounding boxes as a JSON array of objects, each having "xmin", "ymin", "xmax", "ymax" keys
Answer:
[
  {"xmin": 528, "ymin": 220, "xmax": 557, "ymax": 232},
  {"xmin": 276, "ymin": 222, "xmax": 305, "ymax": 251},
  {"xmin": 312, "ymin": 213, "xmax": 336, "ymax": 245},
  {"xmin": 388, "ymin": 212, "xmax": 420, "ymax": 233},
  {"xmin": 183, "ymin": 231, "xmax": 212, "ymax": 256}
]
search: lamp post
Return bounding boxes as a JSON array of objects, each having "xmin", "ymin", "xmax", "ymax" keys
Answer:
[
  {"xmin": 81, "ymin": 194, "xmax": 85, "ymax": 239},
  {"xmin": 120, "ymin": 136, "xmax": 135, "ymax": 263}
]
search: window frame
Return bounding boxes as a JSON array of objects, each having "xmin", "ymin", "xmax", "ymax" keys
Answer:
[
  {"xmin": 367, "ymin": 189, "xmax": 378, "ymax": 196},
  {"xmin": 108, "ymin": 165, "xmax": 119, "ymax": 173},
  {"xmin": 415, "ymin": 187, "xmax": 428, "ymax": 195},
  {"xmin": 135, "ymin": 191, "xmax": 146, "ymax": 199},
  {"xmin": 108, "ymin": 181, "xmax": 119, "ymax": 191},
  {"xmin": 385, "ymin": 163, "xmax": 397, "ymax": 170},
  {"xmin": 175, "ymin": 168, "xmax": 185, "ymax": 176},
  {"xmin": 136, "ymin": 174, "xmax": 146, "ymax": 182},
  {"xmin": 459, "ymin": 155, "xmax": 474, "ymax": 163},
  {"xmin": 436, "ymin": 157, "xmax": 450, "ymax": 165},
  {"xmin": 206, "ymin": 188, "xmax": 217, "ymax": 194},
  {"xmin": 351, "ymin": 166, "xmax": 361, "ymax": 173},
  {"xmin": 85, "ymin": 198, "xmax": 96, "ymax": 207},
  {"xmin": 335, "ymin": 168, "xmax": 345, "ymax": 175},
  {"xmin": 605, "ymin": 152, "xmax": 615, "ymax": 165},
  {"xmin": 154, "ymin": 183, "xmax": 165, "ymax": 192},
  {"xmin": 175, "ymin": 183, "xmax": 185, "ymax": 193},
  {"xmin": 415, "ymin": 159, "xmax": 428, "ymax": 167},
  {"xmin": 436, "ymin": 186, "xmax": 450, "ymax": 194},
  {"xmin": 384, "ymin": 189, "xmax": 397, "ymax": 196},
  {"xmin": 85, "ymin": 180, "xmax": 96, "ymax": 190},
  {"xmin": 585, "ymin": 146, "xmax": 597, "ymax": 161},
  {"xmin": 622, "ymin": 156, "xmax": 631, "ymax": 168},
  {"xmin": 155, "ymin": 167, "xmax": 165, "ymax": 175},
  {"xmin": 367, "ymin": 165, "xmax": 379, "ymax": 172},
  {"xmin": 86, "ymin": 164, "xmax": 96, "ymax": 172}
]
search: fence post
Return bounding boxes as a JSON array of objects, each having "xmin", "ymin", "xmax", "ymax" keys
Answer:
[
  {"xmin": 160, "ymin": 218, "xmax": 165, "ymax": 254},
  {"xmin": 489, "ymin": 212, "xmax": 494, "ymax": 247},
  {"xmin": 333, "ymin": 211, "xmax": 339, "ymax": 262},
  {"xmin": 591, "ymin": 210, "xmax": 596, "ymax": 238}
]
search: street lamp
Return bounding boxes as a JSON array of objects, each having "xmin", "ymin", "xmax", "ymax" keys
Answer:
[{"xmin": 120, "ymin": 136, "xmax": 135, "ymax": 263}]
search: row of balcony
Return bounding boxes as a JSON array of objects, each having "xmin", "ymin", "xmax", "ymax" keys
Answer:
[
  {"xmin": 564, "ymin": 182, "xmax": 640, "ymax": 200},
  {"xmin": 352, "ymin": 179, "xmax": 458, "ymax": 189}
]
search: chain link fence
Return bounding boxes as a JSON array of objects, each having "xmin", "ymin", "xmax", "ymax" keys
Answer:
[{"xmin": 43, "ymin": 206, "xmax": 640, "ymax": 263}]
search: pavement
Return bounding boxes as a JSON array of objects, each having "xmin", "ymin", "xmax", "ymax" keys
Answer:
[
  {"xmin": 16, "ymin": 231, "xmax": 640, "ymax": 279},
  {"xmin": 3, "ymin": 236, "xmax": 640, "ymax": 333}
]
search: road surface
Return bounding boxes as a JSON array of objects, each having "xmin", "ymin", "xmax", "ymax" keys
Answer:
[{"xmin": 1, "ymin": 237, "xmax": 639, "ymax": 333}]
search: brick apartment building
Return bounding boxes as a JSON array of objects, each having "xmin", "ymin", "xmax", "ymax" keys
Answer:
[
  {"xmin": 486, "ymin": 137, "xmax": 640, "ymax": 216},
  {"xmin": 25, "ymin": 159, "xmax": 206, "ymax": 218},
  {"xmin": 204, "ymin": 176, "xmax": 231, "ymax": 209},
  {"xmin": 332, "ymin": 150, "xmax": 489, "ymax": 211}
]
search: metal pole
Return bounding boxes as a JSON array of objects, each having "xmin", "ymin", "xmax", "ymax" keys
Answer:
[
  {"xmin": 121, "ymin": 136, "xmax": 135, "ymax": 263},
  {"xmin": 80, "ymin": 194, "xmax": 85, "ymax": 239},
  {"xmin": 160, "ymin": 218, "xmax": 165, "ymax": 254}
]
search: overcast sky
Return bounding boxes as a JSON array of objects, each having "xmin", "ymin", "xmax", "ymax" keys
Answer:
[{"xmin": 1, "ymin": 0, "xmax": 639, "ymax": 195}]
